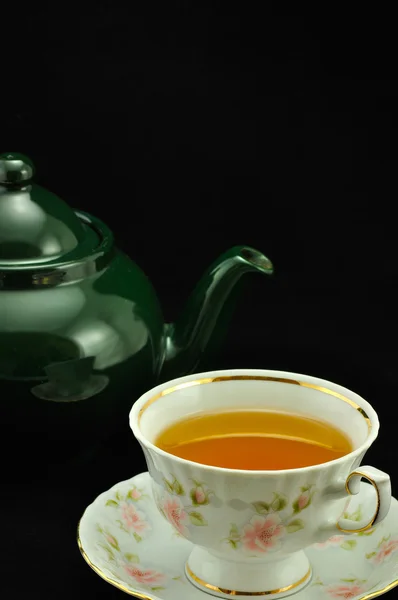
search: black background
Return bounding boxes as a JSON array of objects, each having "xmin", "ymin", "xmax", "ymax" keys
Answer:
[{"xmin": 2, "ymin": 4, "xmax": 398, "ymax": 599}]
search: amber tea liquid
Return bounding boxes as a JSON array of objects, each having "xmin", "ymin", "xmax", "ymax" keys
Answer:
[{"xmin": 154, "ymin": 410, "xmax": 353, "ymax": 470}]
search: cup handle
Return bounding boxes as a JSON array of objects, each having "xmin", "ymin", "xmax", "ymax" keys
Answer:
[{"xmin": 336, "ymin": 466, "xmax": 392, "ymax": 533}]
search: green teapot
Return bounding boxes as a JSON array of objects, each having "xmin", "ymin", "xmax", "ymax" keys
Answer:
[{"xmin": 0, "ymin": 153, "xmax": 273, "ymax": 468}]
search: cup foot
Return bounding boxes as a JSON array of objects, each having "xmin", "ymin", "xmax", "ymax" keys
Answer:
[{"xmin": 185, "ymin": 547, "xmax": 312, "ymax": 599}]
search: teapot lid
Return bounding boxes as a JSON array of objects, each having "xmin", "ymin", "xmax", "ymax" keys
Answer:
[{"xmin": 0, "ymin": 152, "xmax": 92, "ymax": 264}]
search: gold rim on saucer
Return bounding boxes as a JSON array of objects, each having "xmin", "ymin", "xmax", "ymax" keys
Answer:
[
  {"xmin": 77, "ymin": 509, "xmax": 398, "ymax": 600},
  {"xmin": 77, "ymin": 525, "xmax": 153, "ymax": 600}
]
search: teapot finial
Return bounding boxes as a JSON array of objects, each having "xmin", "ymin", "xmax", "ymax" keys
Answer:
[
  {"xmin": 0, "ymin": 153, "xmax": 87, "ymax": 263},
  {"xmin": 0, "ymin": 153, "xmax": 35, "ymax": 186}
]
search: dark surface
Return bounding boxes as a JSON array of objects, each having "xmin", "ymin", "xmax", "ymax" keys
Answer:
[{"xmin": 1, "ymin": 5, "xmax": 398, "ymax": 599}]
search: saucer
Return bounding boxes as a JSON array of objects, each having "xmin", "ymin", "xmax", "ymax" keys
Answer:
[{"xmin": 78, "ymin": 472, "xmax": 398, "ymax": 600}]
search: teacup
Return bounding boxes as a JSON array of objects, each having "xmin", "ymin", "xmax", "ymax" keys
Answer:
[{"xmin": 129, "ymin": 369, "xmax": 392, "ymax": 599}]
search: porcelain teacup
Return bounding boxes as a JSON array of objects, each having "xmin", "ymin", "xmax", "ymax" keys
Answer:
[{"xmin": 129, "ymin": 369, "xmax": 392, "ymax": 599}]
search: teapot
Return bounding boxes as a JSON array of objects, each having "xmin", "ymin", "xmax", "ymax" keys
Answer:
[{"xmin": 0, "ymin": 153, "xmax": 273, "ymax": 470}]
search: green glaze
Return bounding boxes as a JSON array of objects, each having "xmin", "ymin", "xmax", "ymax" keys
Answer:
[
  {"xmin": 0, "ymin": 153, "xmax": 274, "ymax": 470},
  {"xmin": 162, "ymin": 247, "xmax": 273, "ymax": 378}
]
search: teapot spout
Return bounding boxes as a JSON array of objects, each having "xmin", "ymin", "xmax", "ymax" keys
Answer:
[{"xmin": 160, "ymin": 246, "xmax": 273, "ymax": 379}]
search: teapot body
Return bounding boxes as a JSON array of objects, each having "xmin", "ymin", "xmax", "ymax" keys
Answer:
[
  {"xmin": 0, "ymin": 153, "xmax": 275, "ymax": 481},
  {"xmin": 0, "ymin": 249, "xmax": 166, "ymax": 472}
]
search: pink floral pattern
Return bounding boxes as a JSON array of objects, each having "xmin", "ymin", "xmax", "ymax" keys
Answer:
[
  {"xmin": 160, "ymin": 476, "xmax": 320, "ymax": 546},
  {"xmin": 292, "ymin": 484, "xmax": 316, "ymax": 514},
  {"xmin": 325, "ymin": 583, "xmax": 367, "ymax": 598},
  {"xmin": 96, "ymin": 530, "xmax": 168, "ymax": 592},
  {"xmin": 120, "ymin": 502, "xmax": 150, "ymax": 535},
  {"xmin": 128, "ymin": 488, "xmax": 142, "ymax": 501},
  {"xmin": 314, "ymin": 535, "xmax": 345, "ymax": 550},
  {"xmin": 160, "ymin": 495, "xmax": 190, "ymax": 537},
  {"xmin": 104, "ymin": 487, "xmax": 151, "ymax": 541},
  {"xmin": 241, "ymin": 514, "xmax": 285, "ymax": 553},
  {"xmin": 192, "ymin": 486, "xmax": 207, "ymax": 504},
  {"xmin": 124, "ymin": 563, "xmax": 166, "ymax": 586},
  {"xmin": 313, "ymin": 504, "xmax": 375, "ymax": 551},
  {"xmin": 83, "ymin": 474, "xmax": 398, "ymax": 599},
  {"xmin": 373, "ymin": 538, "xmax": 398, "ymax": 564},
  {"xmin": 189, "ymin": 479, "xmax": 214, "ymax": 506},
  {"xmin": 157, "ymin": 475, "xmax": 209, "ymax": 534},
  {"xmin": 104, "ymin": 533, "xmax": 119, "ymax": 549},
  {"xmin": 297, "ymin": 491, "xmax": 311, "ymax": 511},
  {"xmin": 368, "ymin": 536, "xmax": 398, "ymax": 565},
  {"xmin": 224, "ymin": 485, "xmax": 316, "ymax": 552},
  {"xmin": 96, "ymin": 489, "xmax": 170, "ymax": 594}
]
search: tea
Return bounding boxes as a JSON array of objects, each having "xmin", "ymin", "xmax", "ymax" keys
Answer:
[{"xmin": 154, "ymin": 410, "xmax": 353, "ymax": 470}]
